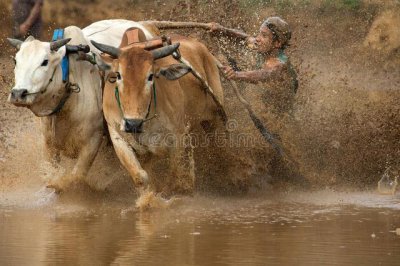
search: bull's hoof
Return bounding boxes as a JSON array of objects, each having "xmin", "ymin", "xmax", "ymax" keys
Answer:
[
  {"xmin": 137, "ymin": 170, "xmax": 149, "ymax": 186},
  {"xmin": 46, "ymin": 174, "xmax": 83, "ymax": 193},
  {"xmin": 135, "ymin": 189, "xmax": 180, "ymax": 211}
]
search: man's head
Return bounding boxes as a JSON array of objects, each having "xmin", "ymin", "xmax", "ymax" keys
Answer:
[{"xmin": 253, "ymin": 16, "xmax": 291, "ymax": 53}]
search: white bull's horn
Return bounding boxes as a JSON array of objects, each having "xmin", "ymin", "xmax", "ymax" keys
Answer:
[
  {"xmin": 50, "ymin": 38, "xmax": 71, "ymax": 51},
  {"xmin": 152, "ymin": 43, "xmax": 180, "ymax": 60},
  {"xmin": 7, "ymin": 38, "xmax": 23, "ymax": 50},
  {"xmin": 91, "ymin": 40, "xmax": 121, "ymax": 58}
]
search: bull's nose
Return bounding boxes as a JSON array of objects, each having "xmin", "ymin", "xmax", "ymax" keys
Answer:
[
  {"xmin": 10, "ymin": 89, "xmax": 29, "ymax": 101},
  {"xmin": 124, "ymin": 119, "xmax": 143, "ymax": 133}
]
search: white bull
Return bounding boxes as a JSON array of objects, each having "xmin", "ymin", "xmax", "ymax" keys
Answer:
[{"xmin": 7, "ymin": 20, "xmax": 155, "ymax": 192}]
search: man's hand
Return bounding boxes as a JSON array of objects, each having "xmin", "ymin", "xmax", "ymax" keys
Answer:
[
  {"xmin": 19, "ymin": 23, "xmax": 30, "ymax": 36},
  {"xmin": 246, "ymin": 36, "xmax": 257, "ymax": 49},
  {"xmin": 221, "ymin": 65, "xmax": 237, "ymax": 80},
  {"xmin": 209, "ymin": 22, "xmax": 223, "ymax": 33}
]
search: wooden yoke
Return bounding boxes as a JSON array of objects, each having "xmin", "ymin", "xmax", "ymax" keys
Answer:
[
  {"xmin": 119, "ymin": 27, "xmax": 167, "ymax": 50},
  {"xmin": 120, "ymin": 28, "xmax": 146, "ymax": 47}
]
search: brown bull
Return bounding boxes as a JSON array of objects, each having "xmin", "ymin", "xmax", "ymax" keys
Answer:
[{"xmin": 92, "ymin": 29, "xmax": 224, "ymax": 194}]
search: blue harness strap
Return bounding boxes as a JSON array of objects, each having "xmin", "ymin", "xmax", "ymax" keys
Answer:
[{"xmin": 52, "ymin": 29, "xmax": 69, "ymax": 83}]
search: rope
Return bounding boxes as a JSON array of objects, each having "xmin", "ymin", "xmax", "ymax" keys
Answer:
[
  {"xmin": 114, "ymin": 86, "xmax": 124, "ymax": 118},
  {"xmin": 143, "ymin": 81, "xmax": 158, "ymax": 122},
  {"xmin": 176, "ymin": 56, "xmax": 227, "ymax": 124},
  {"xmin": 48, "ymin": 82, "xmax": 80, "ymax": 116},
  {"xmin": 114, "ymin": 79, "xmax": 158, "ymax": 122}
]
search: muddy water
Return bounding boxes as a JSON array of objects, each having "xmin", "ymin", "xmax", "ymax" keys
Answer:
[{"xmin": 1, "ymin": 190, "xmax": 399, "ymax": 265}]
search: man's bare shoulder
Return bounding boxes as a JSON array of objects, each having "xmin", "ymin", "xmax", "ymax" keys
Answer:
[
  {"xmin": 263, "ymin": 58, "xmax": 285, "ymax": 72},
  {"xmin": 261, "ymin": 58, "xmax": 287, "ymax": 74}
]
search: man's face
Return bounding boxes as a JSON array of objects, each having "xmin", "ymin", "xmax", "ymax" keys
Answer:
[{"xmin": 254, "ymin": 26, "xmax": 276, "ymax": 53}]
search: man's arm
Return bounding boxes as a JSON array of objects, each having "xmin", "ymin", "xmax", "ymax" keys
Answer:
[{"xmin": 19, "ymin": 0, "xmax": 43, "ymax": 35}]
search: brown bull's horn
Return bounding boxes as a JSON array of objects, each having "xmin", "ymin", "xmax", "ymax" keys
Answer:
[
  {"xmin": 50, "ymin": 38, "xmax": 71, "ymax": 51},
  {"xmin": 91, "ymin": 40, "xmax": 121, "ymax": 58},
  {"xmin": 151, "ymin": 43, "xmax": 180, "ymax": 60},
  {"xmin": 7, "ymin": 38, "xmax": 23, "ymax": 50}
]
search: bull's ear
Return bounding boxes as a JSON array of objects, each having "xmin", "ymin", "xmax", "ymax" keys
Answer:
[
  {"xmin": 25, "ymin": 35, "xmax": 35, "ymax": 42},
  {"xmin": 156, "ymin": 63, "xmax": 191, "ymax": 80}
]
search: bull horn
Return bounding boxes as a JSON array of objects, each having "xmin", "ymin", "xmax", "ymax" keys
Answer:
[
  {"xmin": 151, "ymin": 43, "xmax": 180, "ymax": 60},
  {"xmin": 91, "ymin": 40, "xmax": 120, "ymax": 58},
  {"xmin": 7, "ymin": 38, "xmax": 23, "ymax": 50},
  {"xmin": 50, "ymin": 38, "xmax": 71, "ymax": 51}
]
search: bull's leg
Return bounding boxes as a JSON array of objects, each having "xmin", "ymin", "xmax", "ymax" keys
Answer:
[
  {"xmin": 71, "ymin": 130, "xmax": 103, "ymax": 180},
  {"xmin": 41, "ymin": 117, "xmax": 60, "ymax": 167},
  {"xmin": 108, "ymin": 127, "xmax": 149, "ymax": 188},
  {"xmin": 44, "ymin": 140, "xmax": 60, "ymax": 166},
  {"xmin": 47, "ymin": 131, "xmax": 103, "ymax": 192}
]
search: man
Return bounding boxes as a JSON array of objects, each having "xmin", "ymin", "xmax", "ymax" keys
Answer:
[
  {"xmin": 211, "ymin": 17, "xmax": 298, "ymax": 114},
  {"xmin": 12, "ymin": 0, "xmax": 43, "ymax": 40},
  {"xmin": 211, "ymin": 17, "xmax": 301, "ymax": 183}
]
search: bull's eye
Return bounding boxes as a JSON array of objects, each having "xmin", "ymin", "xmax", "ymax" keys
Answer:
[
  {"xmin": 108, "ymin": 76, "xmax": 117, "ymax": 83},
  {"xmin": 41, "ymin": 59, "xmax": 49, "ymax": 67},
  {"xmin": 108, "ymin": 72, "xmax": 122, "ymax": 83},
  {"xmin": 148, "ymin": 74, "xmax": 154, "ymax": 82},
  {"xmin": 11, "ymin": 56, "xmax": 16, "ymax": 65}
]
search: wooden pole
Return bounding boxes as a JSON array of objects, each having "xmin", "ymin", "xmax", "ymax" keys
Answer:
[
  {"xmin": 145, "ymin": 21, "xmax": 248, "ymax": 39},
  {"xmin": 147, "ymin": 21, "xmax": 212, "ymax": 30}
]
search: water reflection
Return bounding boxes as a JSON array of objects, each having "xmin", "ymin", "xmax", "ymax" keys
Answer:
[{"xmin": 0, "ymin": 192, "xmax": 399, "ymax": 265}]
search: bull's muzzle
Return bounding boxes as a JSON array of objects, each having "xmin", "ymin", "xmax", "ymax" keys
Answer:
[
  {"xmin": 9, "ymin": 89, "xmax": 29, "ymax": 105},
  {"xmin": 124, "ymin": 119, "xmax": 144, "ymax": 133}
]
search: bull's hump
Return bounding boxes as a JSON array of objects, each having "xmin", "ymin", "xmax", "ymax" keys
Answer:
[{"xmin": 82, "ymin": 20, "xmax": 153, "ymax": 40}]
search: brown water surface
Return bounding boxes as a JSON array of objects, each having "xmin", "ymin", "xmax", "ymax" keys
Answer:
[{"xmin": 1, "ymin": 190, "xmax": 399, "ymax": 265}]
